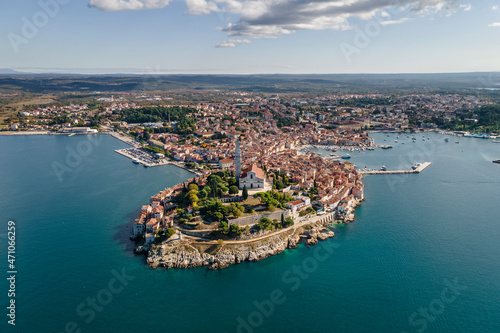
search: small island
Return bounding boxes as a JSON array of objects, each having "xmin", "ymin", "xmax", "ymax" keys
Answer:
[{"xmin": 131, "ymin": 138, "xmax": 364, "ymax": 270}]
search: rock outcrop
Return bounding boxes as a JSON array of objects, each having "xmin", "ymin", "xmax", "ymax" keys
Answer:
[{"xmin": 147, "ymin": 221, "xmax": 336, "ymax": 270}]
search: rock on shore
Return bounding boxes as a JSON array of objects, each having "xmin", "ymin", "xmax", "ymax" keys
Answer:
[{"xmin": 147, "ymin": 222, "xmax": 336, "ymax": 270}]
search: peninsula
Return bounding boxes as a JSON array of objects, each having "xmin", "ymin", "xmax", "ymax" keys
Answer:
[{"xmin": 132, "ymin": 138, "xmax": 364, "ymax": 270}]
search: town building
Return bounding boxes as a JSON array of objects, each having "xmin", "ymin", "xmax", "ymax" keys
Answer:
[{"xmin": 239, "ymin": 164, "xmax": 266, "ymax": 189}]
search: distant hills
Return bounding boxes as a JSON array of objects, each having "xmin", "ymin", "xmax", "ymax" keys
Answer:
[
  {"xmin": 0, "ymin": 72, "xmax": 499, "ymax": 96},
  {"xmin": 0, "ymin": 68, "xmax": 25, "ymax": 74}
]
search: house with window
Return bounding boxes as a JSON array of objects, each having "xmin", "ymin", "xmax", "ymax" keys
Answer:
[
  {"xmin": 219, "ymin": 158, "xmax": 234, "ymax": 170},
  {"xmin": 286, "ymin": 197, "xmax": 311, "ymax": 214}
]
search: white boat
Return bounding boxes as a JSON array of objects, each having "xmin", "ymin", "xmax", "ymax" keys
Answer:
[
  {"xmin": 341, "ymin": 154, "xmax": 351, "ymax": 159},
  {"xmin": 133, "ymin": 159, "xmax": 140, "ymax": 164}
]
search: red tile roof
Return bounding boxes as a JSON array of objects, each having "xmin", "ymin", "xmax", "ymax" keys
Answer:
[{"xmin": 241, "ymin": 164, "xmax": 265, "ymax": 179}]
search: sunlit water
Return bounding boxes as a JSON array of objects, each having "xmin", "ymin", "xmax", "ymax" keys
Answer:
[{"xmin": 0, "ymin": 133, "xmax": 499, "ymax": 333}]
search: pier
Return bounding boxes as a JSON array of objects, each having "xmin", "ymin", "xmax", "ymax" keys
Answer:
[
  {"xmin": 360, "ymin": 162, "xmax": 431, "ymax": 175},
  {"xmin": 115, "ymin": 148, "xmax": 203, "ymax": 176}
]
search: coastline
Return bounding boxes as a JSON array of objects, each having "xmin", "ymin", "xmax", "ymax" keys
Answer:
[
  {"xmin": 147, "ymin": 217, "xmax": 342, "ymax": 270},
  {"xmin": 140, "ymin": 177, "xmax": 362, "ymax": 270}
]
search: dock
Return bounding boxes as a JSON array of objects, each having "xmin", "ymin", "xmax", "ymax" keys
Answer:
[
  {"xmin": 115, "ymin": 148, "xmax": 203, "ymax": 176},
  {"xmin": 360, "ymin": 162, "xmax": 431, "ymax": 175}
]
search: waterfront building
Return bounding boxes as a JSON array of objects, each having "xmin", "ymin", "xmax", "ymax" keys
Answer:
[{"xmin": 286, "ymin": 197, "xmax": 311, "ymax": 214}]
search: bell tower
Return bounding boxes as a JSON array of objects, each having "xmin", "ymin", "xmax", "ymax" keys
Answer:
[{"xmin": 235, "ymin": 137, "xmax": 241, "ymax": 180}]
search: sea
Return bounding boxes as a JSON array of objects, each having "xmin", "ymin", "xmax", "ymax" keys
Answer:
[{"xmin": 0, "ymin": 132, "xmax": 499, "ymax": 333}]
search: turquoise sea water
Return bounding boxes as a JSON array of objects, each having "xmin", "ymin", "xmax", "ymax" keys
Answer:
[{"xmin": 1, "ymin": 132, "xmax": 499, "ymax": 333}]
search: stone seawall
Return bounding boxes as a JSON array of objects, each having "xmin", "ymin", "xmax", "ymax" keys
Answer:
[
  {"xmin": 146, "ymin": 219, "xmax": 335, "ymax": 270},
  {"xmin": 229, "ymin": 210, "xmax": 290, "ymax": 226}
]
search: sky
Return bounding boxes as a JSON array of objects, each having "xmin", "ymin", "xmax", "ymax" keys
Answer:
[{"xmin": 0, "ymin": 0, "xmax": 499, "ymax": 74}]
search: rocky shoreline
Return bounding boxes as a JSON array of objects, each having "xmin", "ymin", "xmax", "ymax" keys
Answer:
[{"xmin": 146, "ymin": 221, "xmax": 337, "ymax": 270}]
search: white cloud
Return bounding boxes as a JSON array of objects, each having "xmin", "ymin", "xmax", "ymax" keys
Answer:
[
  {"xmin": 459, "ymin": 4, "xmax": 471, "ymax": 11},
  {"xmin": 380, "ymin": 17, "xmax": 411, "ymax": 25},
  {"xmin": 493, "ymin": 5, "xmax": 499, "ymax": 11},
  {"xmin": 488, "ymin": 22, "xmax": 500, "ymax": 27},
  {"xmin": 185, "ymin": 0, "xmax": 218, "ymax": 14},
  {"xmin": 215, "ymin": 39, "xmax": 251, "ymax": 47},
  {"xmin": 89, "ymin": 0, "xmax": 466, "ymax": 41},
  {"xmin": 88, "ymin": 0, "xmax": 171, "ymax": 11},
  {"xmin": 220, "ymin": 0, "xmax": 463, "ymax": 37}
]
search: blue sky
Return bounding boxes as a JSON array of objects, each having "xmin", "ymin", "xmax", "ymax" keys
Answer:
[{"xmin": 1, "ymin": 0, "xmax": 499, "ymax": 74}]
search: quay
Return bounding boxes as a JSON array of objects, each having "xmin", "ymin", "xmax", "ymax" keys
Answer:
[
  {"xmin": 115, "ymin": 148, "xmax": 203, "ymax": 176},
  {"xmin": 360, "ymin": 162, "xmax": 431, "ymax": 175}
]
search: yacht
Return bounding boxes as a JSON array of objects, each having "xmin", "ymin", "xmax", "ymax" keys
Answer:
[
  {"xmin": 341, "ymin": 154, "xmax": 351, "ymax": 159},
  {"xmin": 444, "ymin": 138, "xmax": 449, "ymax": 142},
  {"xmin": 133, "ymin": 159, "xmax": 140, "ymax": 164}
]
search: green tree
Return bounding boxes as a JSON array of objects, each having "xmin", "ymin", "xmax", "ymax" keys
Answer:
[
  {"xmin": 283, "ymin": 217, "xmax": 294, "ymax": 227},
  {"xmin": 242, "ymin": 186, "xmax": 248, "ymax": 200},
  {"xmin": 228, "ymin": 177, "xmax": 237, "ymax": 187},
  {"xmin": 165, "ymin": 228, "xmax": 176, "ymax": 238},
  {"xmin": 218, "ymin": 221, "xmax": 229, "ymax": 234},
  {"xmin": 229, "ymin": 223, "xmax": 242, "ymax": 236},
  {"xmin": 257, "ymin": 217, "xmax": 274, "ymax": 231},
  {"xmin": 228, "ymin": 185, "xmax": 239, "ymax": 195}
]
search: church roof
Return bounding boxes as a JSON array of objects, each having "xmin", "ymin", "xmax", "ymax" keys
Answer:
[{"xmin": 241, "ymin": 164, "xmax": 265, "ymax": 179}]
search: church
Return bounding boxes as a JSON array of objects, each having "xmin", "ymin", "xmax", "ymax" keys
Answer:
[
  {"xmin": 234, "ymin": 137, "xmax": 267, "ymax": 190},
  {"xmin": 239, "ymin": 164, "xmax": 266, "ymax": 190}
]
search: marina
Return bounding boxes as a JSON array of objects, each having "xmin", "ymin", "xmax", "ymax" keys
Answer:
[
  {"xmin": 115, "ymin": 147, "xmax": 203, "ymax": 175},
  {"xmin": 359, "ymin": 162, "xmax": 431, "ymax": 175}
]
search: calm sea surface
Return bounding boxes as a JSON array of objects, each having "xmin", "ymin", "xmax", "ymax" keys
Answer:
[{"xmin": 0, "ymin": 132, "xmax": 499, "ymax": 333}]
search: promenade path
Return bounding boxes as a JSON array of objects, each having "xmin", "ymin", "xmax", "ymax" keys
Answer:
[{"xmin": 177, "ymin": 211, "xmax": 337, "ymax": 245}]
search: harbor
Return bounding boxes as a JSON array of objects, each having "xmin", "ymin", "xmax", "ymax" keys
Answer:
[
  {"xmin": 359, "ymin": 162, "xmax": 431, "ymax": 175},
  {"xmin": 115, "ymin": 147, "xmax": 204, "ymax": 175}
]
